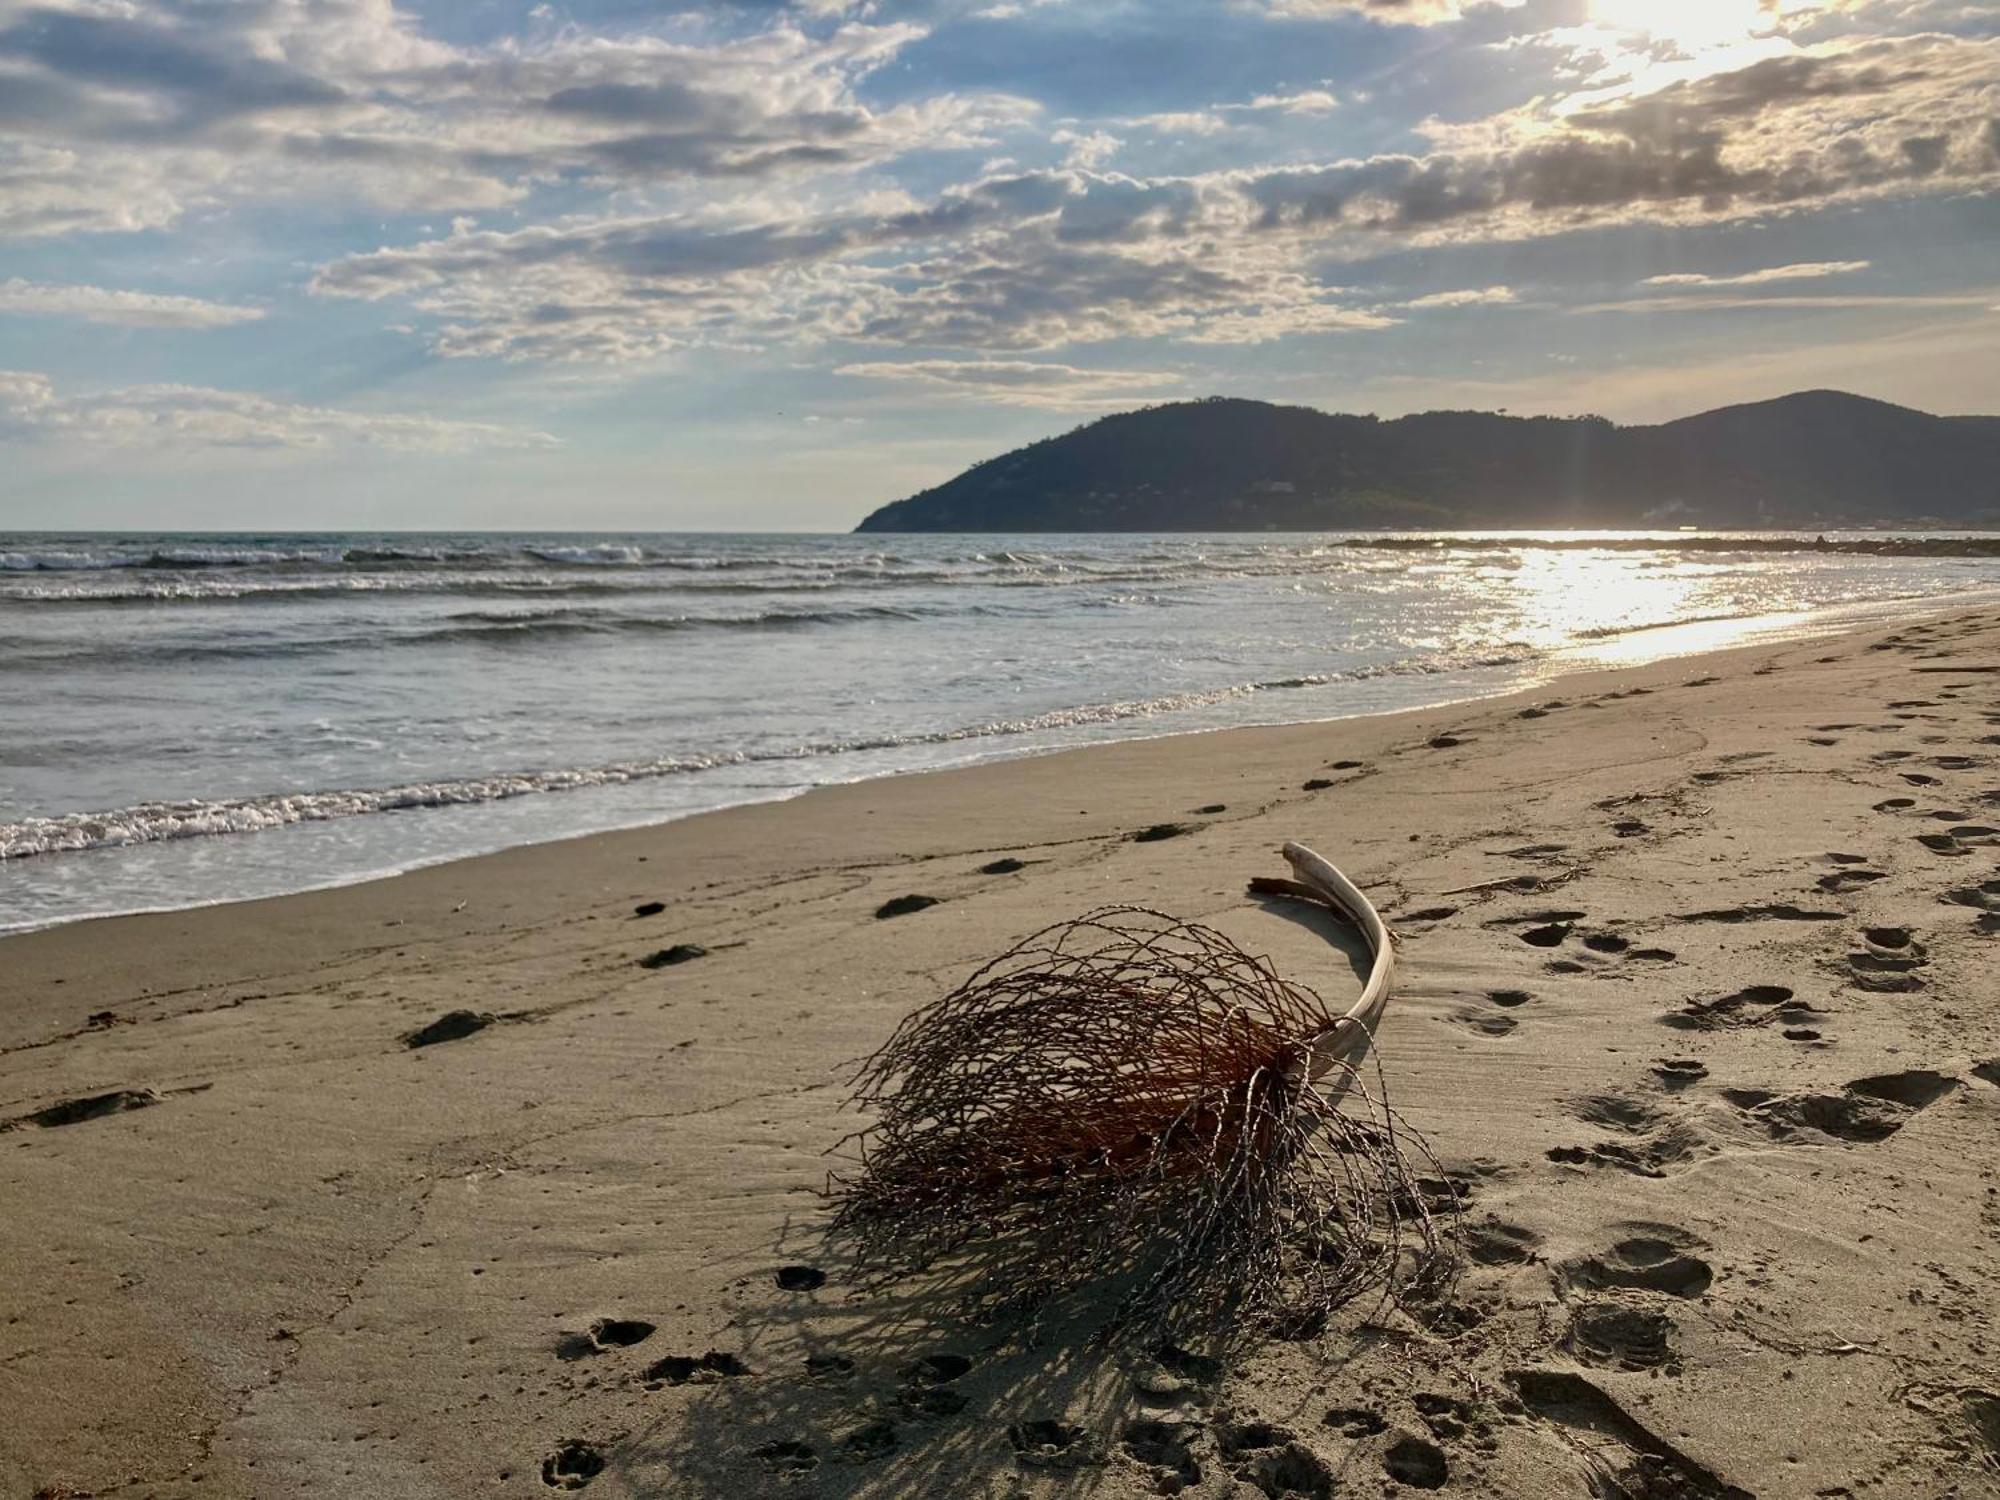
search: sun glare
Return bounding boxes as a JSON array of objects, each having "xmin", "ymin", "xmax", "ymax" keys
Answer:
[{"xmin": 1589, "ymin": 0, "xmax": 1770, "ymax": 47}]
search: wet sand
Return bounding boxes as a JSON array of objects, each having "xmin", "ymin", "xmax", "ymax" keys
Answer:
[{"xmin": 4, "ymin": 608, "xmax": 1999, "ymax": 1499}]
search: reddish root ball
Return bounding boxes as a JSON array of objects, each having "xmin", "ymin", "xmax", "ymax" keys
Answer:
[{"xmin": 831, "ymin": 906, "xmax": 1450, "ymax": 1341}]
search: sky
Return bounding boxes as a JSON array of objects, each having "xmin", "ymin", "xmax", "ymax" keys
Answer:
[{"xmin": 0, "ymin": 0, "xmax": 1995, "ymax": 531}]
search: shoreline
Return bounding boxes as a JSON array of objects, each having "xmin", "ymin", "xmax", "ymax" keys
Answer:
[
  {"xmin": 4, "ymin": 606, "xmax": 2000, "ymax": 1498},
  {"xmin": 6, "ymin": 584, "xmax": 1990, "ymax": 940}
]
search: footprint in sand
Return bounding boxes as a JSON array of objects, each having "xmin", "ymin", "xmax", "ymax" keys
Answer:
[
  {"xmin": 1410, "ymin": 1392, "xmax": 1494, "ymax": 1454},
  {"xmin": 1651, "ymin": 1058, "xmax": 1708, "ymax": 1091},
  {"xmin": 1510, "ymin": 911, "xmax": 1585, "ymax": 947},
  {"xmin": 1461, "ymin": 1218, "xmax": 1541, "ymax": 1266},
  {"xmin": 875, "ymin": 894, "xmax": 942, "ymax": 918},
  {"xmin": 1661, "ymin": 984, "xmax": 1818, "ymax": 1033},
  {"xmin": 1915, "ymin": 827, "xmax": 1995, "ymax": 856},
  {"xmin": 540, "ymin": 1439, "xmax": 607, "ymax": 1490},
  {"xmin": 1544, "ymin": 928, "xmax": 1679, "ymax": 970},
  {"xmin": 748, "ymin": 1440, "xmax": 818, "ymax": 1477},
  {"xmin": 403, "ymin": 1010, "xmax": 494, "ymax": 1047},
  {"xmin": 1564, "ymin": 1301, "xmax": 1678, "ymax": 1373},
  {"xmin": 1942, "ymin": 878, "xmax": 2000, "ymax": 935},
  {"xmin": 1453, "ymin": 1007, "xmax": 1518, "ymax": 1037},
  {"xmin": 1558, "ymin": 1224, "xmax": 1714, "ymax": 1297},
  {"xmin": 1546, "ymin": 1134, "xmax": 1702, "ymax": 1180},
  {"xmin": 1960, "ymin": 1391, "xmax": 2000, "ymax": 1468},
  {"xmin": 1675, "ymin": 903, "xmax": 1843, "ymax": 924},
  {"xmin": 1382, "ymin": 1434, "xmax": 1450, "ymax": 1490},
  {"xmin": 1549, "ymin": 1095, "xmax": 1705, "ymax": 1178},
  {"xmin": 1509, "ymin": 1369, "xmax": 1750, "ymax": 1500},
  {"xmin": 905, "ymin": 1353, "xmax": 973, "ymax": 1384},
  {"xmin": 837, "ymin": 1419, "xmax": 898, "ymax": 1464},
  {"xmin": 1008, "ymin": 1420, "xmax": 1105, "ymax": 1471},
  {"xmin": 1142, "ymin": 1342, "xmax": 1223, "ymax": 1395},
  {"xmin": 1216, "ymin": 1421, "xmax": 1336, "ymax": 1499},
  {"xmin": 1122, "ymin": 1418, "xmax": 1202, "ymax": 1490},
  {"xmin": 1324, "ymin": 1406, "xmax": 1388, "ymax": 1438},
  {"xmin": 897, "ymin": 1352, "xmax": 974, "ymax": 1418},
  {"xmin": 1566, "ymin": 1092, "xmax": 1667, "ymax": 1133},
  {"xmin": 638, "ymin": 943, "xmax": 707, "ymax": 967},
  {"xmin": 1727, "ymin": 1068, "xmax": 1961, "ymax": 1144},
  {"xmin": 1818, "ymin": 864, "xmax": 1888, "ymax": 894},
  {"xmin": 6, "ymin": 1088, "xmax": 162, "ymax": 1130},
  {"xmin": 641, "ymin": 1350, "xmax": 751, "ymax": 1387},
  {"xmin": 555, "ymin": 1318, "xmax": 655, "ymax": 1360},
  {"xmin": 1844, "ymin": 927, "xmax": 1928, "ymax": 992},
  {"xmin": 1396, "ymin": 905, "xmax": 1459, "ymax": 925}
]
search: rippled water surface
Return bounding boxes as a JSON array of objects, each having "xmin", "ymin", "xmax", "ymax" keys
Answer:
[{"xmin": 6, "ymin": 530, "xmax": 1999, "ymax": 931}]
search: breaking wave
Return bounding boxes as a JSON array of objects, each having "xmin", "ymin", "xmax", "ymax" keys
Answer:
[{"xmin": 0, "ymin": 649, "xmax": 1537, "ymax": 860}]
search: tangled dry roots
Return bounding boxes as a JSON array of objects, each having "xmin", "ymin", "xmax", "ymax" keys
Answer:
[{"xmin": 829, "ymin": 903, "xmax": 1451, "ymax": 1342}]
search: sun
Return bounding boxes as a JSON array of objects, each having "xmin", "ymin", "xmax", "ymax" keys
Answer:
[{"xmin": 1588, "ymin": 0, "xmax": 1771, "ymax": 47}]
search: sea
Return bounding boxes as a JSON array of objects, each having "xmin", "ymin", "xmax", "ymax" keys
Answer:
[{"xmin": 6, "ymin": 530, "xmax": 2000, "ymax": 935}]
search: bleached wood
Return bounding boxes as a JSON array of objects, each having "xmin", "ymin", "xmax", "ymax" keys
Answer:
[{"xmin": 1271, "ymin": 841, "xmax": 1395, "ymax": 1085}]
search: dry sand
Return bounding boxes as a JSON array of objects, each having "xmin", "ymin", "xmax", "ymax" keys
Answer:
[{"xmin": 4, "ymin": 609, "xmax": 1999, "ymax": 1500}]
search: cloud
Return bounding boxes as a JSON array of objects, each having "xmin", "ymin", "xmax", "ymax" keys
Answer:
[
  {"xmin": 1642, "ymin": 259, "xmax": 1872, "ymax": 286},
  {"xmin": 308, "ymin": 30, "xmax": 1984, "ymax": 364},
  {"xmin": 0, "ymin": 2, "xmax": 1031, "ymax": 237},
  {"xmin": 0, "ymin": 370, "xmax": 557, "ymax": 451},
  {"xmin": 312, "ymin": 168, "xmax": 1403, "ymax": 358},
  {"xmin": 1402, "ymin": 284, "xmax": 1517, "ymax": 306},
  {"xmin": 834, "ymin": 357, "xmax": 1185, "ymax": 407},
  {"xmin": 0, "ymin": 278, "xmax": 266, "ymax": 328},
  {"xmin": 1246, "ymin": 89, "xmax": 1342, "ymax": 113},
  {"xmin": 1574, "ymin": 290, "xmax": 2000, "ymax": 313},
  {"xmin": 306, "ymin": 27, "xmax": 1995, "ymax": 363},
  {"xmin": 1256, "ymin": 0, "xmax": 1528, "ymax": 24},
  {"xmin": 1248, "ymin": 34, "xmax": 1999, "ymax": 237},
  {"xmin": 1122, "ymin": 109, "xmax": 1238, "ymax": 135}
]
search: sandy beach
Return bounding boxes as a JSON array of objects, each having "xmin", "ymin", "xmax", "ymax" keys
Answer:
[{"xmin": 4, "ymin": 607, "xmax": 1999, "ymax": 1500}]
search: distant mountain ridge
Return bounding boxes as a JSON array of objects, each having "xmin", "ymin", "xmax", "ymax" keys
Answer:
[{"xmin": 853, "ymin": 391, "xmax": 2000, "ymax": 532}]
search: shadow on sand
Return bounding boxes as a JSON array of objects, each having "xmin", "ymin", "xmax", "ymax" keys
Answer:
[{"xmin": 574, "ymin": 894, "xmax": 1431, "ymax": 1497}]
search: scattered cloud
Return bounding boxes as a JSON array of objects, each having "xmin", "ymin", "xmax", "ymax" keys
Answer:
[
  {"xmin": 310, "ymin": 28, "xmax": 1996, "ymax": 363},
  {"xmin": 311, "ymin": 167, "xmax": 1415, "ymax": 359},
  {"xmin": 1574, "ymin": 290, "xmax": 2000, "ymax": 314},
  {"xmin": 1, "ymin": 0, "xmax": 1991, "ymax": 511},
  {"xmin": 1247, "ymin": 89, "xmax": 1341, "ymax": 114},
  {"xmin": 1403, "ymin": 284, "xmax": 1517, "ymax": 307},
  {"xmin": 1643, "ymin": 260, "xmax": 1872, "ymax": 286},
  {"xmin": 0, "ymin": 278, "xmax": 265, "ymax": 328},
  {"xmin": 0, "ymin": 2, "xmax": 1032, "ymax": 237},
  {"xmin": 0, "ymin": 370, "xmax": 557, "ymax": 451},
  {"xmin": 834, "ymin": 357, "xmax": 1185, "ymax": 407},
  {"xmin": 1256, "ymin": 0, "xmax": 1528, "ymax": 24}
]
